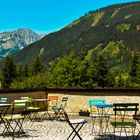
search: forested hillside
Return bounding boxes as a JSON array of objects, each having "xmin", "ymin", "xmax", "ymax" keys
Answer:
[{"xmin": 12, "ymin": 1, "xmax": 140, "ymax": 70}]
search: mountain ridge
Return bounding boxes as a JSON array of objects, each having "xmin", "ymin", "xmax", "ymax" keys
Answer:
[{"xmin": 9, "ymin": 1, "xmax": 140, "ymax": 69}]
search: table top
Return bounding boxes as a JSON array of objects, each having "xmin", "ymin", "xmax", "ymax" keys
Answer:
[
  {"xmin": 95, "ymin": 104, "xmax": 113, "ymax": 108},
  {"xmin": 33, "ymin": 99, "xmax": 50, "ymax": 102},
  {"xmin": 0, "ymin": 103, "xmax": 11, "ymax": 107}
]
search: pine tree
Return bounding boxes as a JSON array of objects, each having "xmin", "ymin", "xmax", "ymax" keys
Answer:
[
  {"xmin": 31, "ymin": 57, "xmax": 44, "ymax": 75},
  {"xmin": 130, "ymin": 53, "xmax": 139, "ymax": 77},
  {"xmin": 2, "ymin": 56, "xmax": 17, "ymax": 88},
  {"xmin": 117, "ymin": 74, "xmax": 124, "ymax": 88},
  {"xmin": 23, "ymin": 64, "xmax": 29, "ymax": 77},
  {"xmin": 129, "ymin": 52, "xmax": 140, "ymax": 87},
  {"xmin": 96, "ymin": 55, "xmax": 109, "ymax": 88},
  {"xmin": 17, "ymin": 65, "xmax": 23, "ymax": 81}
]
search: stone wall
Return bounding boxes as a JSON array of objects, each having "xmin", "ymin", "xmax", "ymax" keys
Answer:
[
  {"xmin": 0, "ymin": 89, "xmax": 139, "ymax": 114},
  {"xmin": 0, "ymin": 90, "xmax": 47, "ymax": 103},
  {"xmin": 48, "ymin": 92, "xmax": 140, "ymax": 114}
]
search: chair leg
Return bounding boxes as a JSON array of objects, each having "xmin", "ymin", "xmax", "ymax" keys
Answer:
[
  {"xmin": 71, "ymin": 123, "xmax": 85, "ymax": 140},
  {"xmin": 113, "ymin": 127, "xmax": 116, "ymax": 140},
  {"xmin": 91, "ymin": 118, "xmax": 96, "ymax": 135},
  {"xmin": 51, "ymin": 110, "xmax": 59, "ymax": 120},
  {"xmin": 3, "ymin": 120, "xmax": 14, "ymax": 135},
  {"xmin": 105, "ymin": 117, "xmax": 110, "ymax": 135},
  {"xmin": 52, "ymin": 109, "xmax": 65, "ymax": 121},
  {"xmin": 67, "ymin": 123, "xmax": 85, "ymax": 140},
  {"xmin": 132, "ymin": 127, "xmax": 135, "ymax": 140},
  {"xmin": 67, "ymin": 124, "xmax": 80, "ymax": 139},
  {"xmin": 134, "ymin": 131, "xmax": 140, "ymax": 140}
]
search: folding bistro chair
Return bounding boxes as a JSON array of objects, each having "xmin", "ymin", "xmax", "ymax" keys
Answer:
[
  {"xmin": 88, "ymin": 99, "xmax": 111, "ymax": 135},
  {"xmin": 64, "ymin": 111, "xmax": 87, "ymax": 140},
  {"xmin": 2, "ymin": 100, "xmax": 27, "ymax": 138},
  {"xmin": 0, "ymin": 98, "xmax": 8, "ymax": 103},
  {"xmin": 52, "ymin": 97, "xmax": 68, "ymax": 121},
  {"xmin": 111, "ymin": 103, "xmax": 139, "ymax": 140},
  {"xmin": 0, "ymin": 98, "xmax": 8, "ymax": 114},
  {"xmin": 21, "ymin": 97, "xmax": 40, "ymax": 120},
  {"xmin": 133, "ymin": 115, "xmax": 140, "ymax": 140}
]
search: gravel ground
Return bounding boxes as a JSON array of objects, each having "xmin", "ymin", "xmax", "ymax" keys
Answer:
[{"xmin": 0, "ymin": 114, "xmax": 139, "ymax": 140}]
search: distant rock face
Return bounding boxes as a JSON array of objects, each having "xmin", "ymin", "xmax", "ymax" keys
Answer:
[{"xmin": 0, "ymin": 28, "xmax": 41, "ymax": 59}]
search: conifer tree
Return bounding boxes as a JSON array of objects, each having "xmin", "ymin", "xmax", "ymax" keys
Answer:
[
  {"xmin": 17, "ymin": 65, "xmax": 23, "ymax": 81},
  {"xmin": 23, "ymin": 64, "xmax": 29, "ymax": 77},
  {"xmin": 96, "ymin": 55, "xmax": 109, "ymax": 88},
  {"xmin": 130, "ymin": 53, "xmax": 139, "ymax": 78},
  {"xmin": 117, "ymin": 74, "xmax": 124, "ymax": 88},
  {"xmin": 31, "ymin": 57, "xmax": 44, "ymax": 75},
  {"xmin": 2, "ymin": 56, "xmax": 17, "ymax": 88},
  {"xmin": 129, "ymin": 53, "xmax": 140, "ymax": 87}
]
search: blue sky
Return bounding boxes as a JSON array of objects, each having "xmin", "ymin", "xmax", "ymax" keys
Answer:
[{"xmin": 0, "ymin": 0, "xmax": 139, "ymax": 34}]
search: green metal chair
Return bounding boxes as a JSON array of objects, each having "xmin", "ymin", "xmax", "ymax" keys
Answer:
[
  {"xmin": 21, "ymin": 97, "xmax": 40, "ymax": 120},
  {"xmin": 52, "ymin": 97, "xmax": 68, "ymax": 121},
  {"xmin": 2, "ymin": 100, "xmax": 27, "ymax": 138},
  {"xmin": 110, "ymin": 103, "xmax": 139, "ymax": 140}
]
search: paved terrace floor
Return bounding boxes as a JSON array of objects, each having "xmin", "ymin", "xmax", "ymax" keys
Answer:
[{"xmin": 0, "ymin": 114, "xmax": 140, "ymax": 140}]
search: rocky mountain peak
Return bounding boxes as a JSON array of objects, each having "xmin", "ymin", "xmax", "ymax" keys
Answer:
[{"xmin": 0, "ymin": 28, "xmax": 42, "ymax": 59}]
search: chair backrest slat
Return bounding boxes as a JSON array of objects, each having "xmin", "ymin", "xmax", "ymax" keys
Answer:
[
  {"xmin": 113, "ymin": 103, "xmax": 139, "ymax": 112},
  {"xmin": 48, "ymin": 96, "xmax": 58, "ymax": 100},
  {"xmin": 60, "ymin": 97, "xmax": 68, "ymax": 108},
  {"xmin": 0, "ymin": 98, "xmax": 8, "ymax": 103},
  {"xmin": 10, "ymin": 100, "xmax": 27, "ymax": 116}
]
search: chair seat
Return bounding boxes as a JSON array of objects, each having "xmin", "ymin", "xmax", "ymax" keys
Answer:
[
  {"xmin": 91, "ymin": 115, "xmax": 110, "ymax": 118},
  {"xmin": 111, "ymin": 121, "xmax": 136, "ymax": 127},
  {"xmin": 26, "ymin": 107, "xmax": 40, "ymax": 110},
  {"xmin": 3, "ymin": 114, "xmax": 24, "ymax": 120},
  {"xmin": 69, "ymin": 119, "xmax": 87, "ymax": 124},
  {"xmin": 52, "ymin": 106, "xmax": 63, "ymax": 110}
]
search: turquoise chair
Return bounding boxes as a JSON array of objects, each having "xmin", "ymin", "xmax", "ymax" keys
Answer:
[
  {"xmin": 0, "ymin": 98, "xmax": 8, "ymax": 103},
  {"xmin": 88, "ymin": 99, "xmax": 111, "ymax": 135},
  {"xmin": 0, "ymin": 98, "xmax": 8, "ymax": 113},
  {"xmin": 52, "ymin": 97, "xmax": 68, "ymax": 121}
]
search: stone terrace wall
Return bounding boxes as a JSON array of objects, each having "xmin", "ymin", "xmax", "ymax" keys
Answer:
[
  {"xmin": 0, "ymin": 88, "xmax": 140, "ymax": 114},
  {"xmin": 0, "ymin": 89, "xmax": 47, "ymax": 104},
  {"xmin": 48, "ymin": 93, "xmax": 140, "ymax": 114}
]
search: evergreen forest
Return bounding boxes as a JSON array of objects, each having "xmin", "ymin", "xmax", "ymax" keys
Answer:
[{"xmin": 0, "ymin": 52, "xmax": 139, "ymax": 89}]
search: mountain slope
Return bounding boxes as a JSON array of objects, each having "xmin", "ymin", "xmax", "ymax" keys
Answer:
[
  {"xmin": 13, "ymin": 2, "xmax": 140, "ymax": 67},
  {"xmin": 0, "ymin": 28, "xmax": 41, "ymax": 59}
]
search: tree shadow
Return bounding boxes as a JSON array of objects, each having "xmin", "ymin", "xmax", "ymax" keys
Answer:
[{"xmin": 94, "ymin": 134, "xmax": 140, "ymax": 140}]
